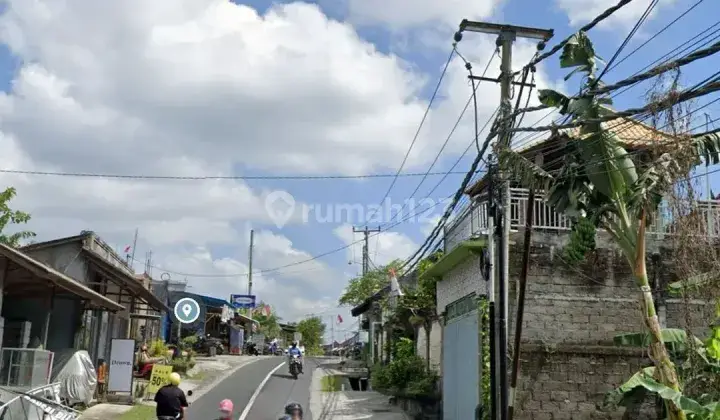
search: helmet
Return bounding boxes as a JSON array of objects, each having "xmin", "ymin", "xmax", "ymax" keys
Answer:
[
  {"xmin": 291, "ymin": 341, "xmax": 298, "ymax": 347},
  {"xmin": 285, "ymin": 402, "xmax": 302, "ymax": 416},
  {"xmin": 169, "ymin": 372, "xmax": 181, "ymax": 386},
  {"xmin": 219, "ymin": 399, "xmax": 233, "ymax": 413}
]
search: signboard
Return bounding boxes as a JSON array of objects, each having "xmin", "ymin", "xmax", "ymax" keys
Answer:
[
  {"xmin": 174, "ymin": 297, "xmax": 200, "ymax": 324},
  {"xmin": 230, "ymin": 294, "xmax": 256, "ymax": 309},
  {"xmin": 146, "ymin": 365, "xmax": 174, "ymax": 395},
  {"xmin": 107, "ymin": 339, "xmax": 135, "ymax": 392},
  {"xmin": 252, "ymin": 333, "xmax": 265, "ymax": 346},
  {"xmin": 293, "ymin": 332, "xmax": 302, "ymax": 342}
]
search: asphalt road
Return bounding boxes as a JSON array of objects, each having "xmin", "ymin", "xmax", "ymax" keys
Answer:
[
  {"xmin": 183, "ymin": 356, "xmax": 315, "ymax": 420},
  {"xmin": 242, "ymin": 357, "xmax": 316, "ymax": 420}
]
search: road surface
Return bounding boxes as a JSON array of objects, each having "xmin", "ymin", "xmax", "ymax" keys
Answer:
[{"xmin": 184, "ymin": 356, "xmax": 315, "ymax": 420}]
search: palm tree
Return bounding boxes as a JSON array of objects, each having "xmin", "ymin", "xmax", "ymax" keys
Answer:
[{"xmin": 498, "ymin": 32, "xmax": 720, "ymax": 420}]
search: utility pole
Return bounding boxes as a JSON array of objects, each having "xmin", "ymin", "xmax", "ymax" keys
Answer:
[
  {"xmin": 248, "ymin": 229, "xmax": 255, "ymax": 296},
  {"xmin": 485, "ymin": 158, "xmax": 498, "ymax": 420},
  {"xmin": 457, "ymin": 20, "xmax": 553, "ymax": 420},
  {"xmin": 353, "ymin": 226, "xmax": 381, "ymax": 276}
]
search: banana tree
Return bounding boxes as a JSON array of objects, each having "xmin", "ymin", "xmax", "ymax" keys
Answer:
[{"xmin": 498, "ymin": 31, "xmax": 720, "ymax": 420}]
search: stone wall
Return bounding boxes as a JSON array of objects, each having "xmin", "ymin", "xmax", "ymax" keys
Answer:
[
  {"xmin": 514, "ymin": 344, "xmax": 657, "ymax": 420},
  {"xmin": 436, "ymin": 229, "xmax": 717, "ymax": 420}
]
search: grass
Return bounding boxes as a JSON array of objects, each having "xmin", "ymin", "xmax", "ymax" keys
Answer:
[
  {"xmin": 185, "ymin": 370, "xmax": 208, "ymax": 381},
  {"xmin": 117, "ymin": 405, "xmax": 155, "ymax": 420},
  {"xmin": 321, "ymin": 375, "xmax": 343, "ymax": 392}
]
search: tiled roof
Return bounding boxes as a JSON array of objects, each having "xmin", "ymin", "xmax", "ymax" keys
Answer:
[{"xmin": 466, "ymin": 116, "xmax": 679, "ymax": 196}]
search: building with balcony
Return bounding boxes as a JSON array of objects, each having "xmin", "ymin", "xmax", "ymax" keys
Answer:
[{"xmin": 424, "ymin": 118, "xmax": 719, "ymax": 419}]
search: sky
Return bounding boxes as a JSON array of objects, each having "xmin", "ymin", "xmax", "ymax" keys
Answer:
[{"xmin": 0, "ymin": 0, "xmax": 718, "ymax": 343}]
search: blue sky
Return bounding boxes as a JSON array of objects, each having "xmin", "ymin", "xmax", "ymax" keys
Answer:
[{"xmin": 0, "ymin": 0, "xmax": 718, "ymax": 341}]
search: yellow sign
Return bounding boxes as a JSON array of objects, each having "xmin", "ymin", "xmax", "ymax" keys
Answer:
[{"xmin": 146, "ymin": 365, "xmax": 174, "ymax": 394}]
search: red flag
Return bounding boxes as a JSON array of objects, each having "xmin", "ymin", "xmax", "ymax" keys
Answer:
[
  {"xmin": 123, "ymin": 245, "xmax": 131, "ymax": 253},
  {"xmin": 337, "ymin": 314, "xmax": 343, "ymax": 324}
]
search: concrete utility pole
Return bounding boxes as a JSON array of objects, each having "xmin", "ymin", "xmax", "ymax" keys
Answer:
[
  {"xmin": 353, "ymin": 226, "xmax": 381, "ymax": 276},
  {"xmin": 248, "ymin": 229, "xmax": 254, "ymax": 296},
  {"xmin": 457, "ymin": 20, "xmax": 553, "ymax": 420}
]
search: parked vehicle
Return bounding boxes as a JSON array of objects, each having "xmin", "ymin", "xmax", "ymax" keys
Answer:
[
  {"xmin": 244, "ymin": 341, "xmax": 259, "ymax": 356},
  {"xmin": 194, "ymin": 334, "xmax": 225, "ymax": 356}
]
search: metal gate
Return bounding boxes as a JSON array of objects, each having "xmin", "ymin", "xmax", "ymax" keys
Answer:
[{"xmin": 442, "ymin": 294, "xmax": 479, "ymax": 420}]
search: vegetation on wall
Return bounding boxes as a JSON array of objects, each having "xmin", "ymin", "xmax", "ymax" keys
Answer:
[
  {"xmin": 478, "ymin": 298, "xmax": 490, "ymax": 420},
  {"xmin": 0, "ymin": 187, "xmax": 36, "ymax": 247}
]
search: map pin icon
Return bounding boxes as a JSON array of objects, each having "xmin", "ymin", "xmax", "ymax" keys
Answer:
[{"xmin": 182, "ymin": 304, "xmax": 192, "ymax": 317}]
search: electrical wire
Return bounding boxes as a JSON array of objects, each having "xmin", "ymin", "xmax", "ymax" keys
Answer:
[
  {"xmin": 364, "ymin": 48, "xmax": 455, "ymax": 223},
  {"xmin": 0, "ymin": 168, "xmax": 469, "ymax": 181}
]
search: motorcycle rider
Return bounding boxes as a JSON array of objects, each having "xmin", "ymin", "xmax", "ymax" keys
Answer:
[
  {"xmin": 288, "ymin": 342, "xmax": 303, "ymax": 374},
  {"xmin": 154, "ymin": 372, "xmax": 189, "ymax": 419},
  {"xmin": 278, "ymin": 402, "xmax": 303, "ymax": 420}
]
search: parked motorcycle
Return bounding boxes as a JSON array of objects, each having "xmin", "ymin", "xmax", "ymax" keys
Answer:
[
  {"xmin": 245, "ymin": 342, "xmax": 260, "ymax": 356},
  {"xmin": 288, "ymin": 354, "xmax": 301, "ymax": 380},
  {"xmin": 194, "ymin": 334, "xmax": 225, "ymax": 356}
]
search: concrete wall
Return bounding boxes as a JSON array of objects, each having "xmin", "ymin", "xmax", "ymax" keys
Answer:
[
  {"xmin": 436, "ymin": 255, "xmax": 486, "ymax": 315},
  {"xmin": 25, "ymin": 242, "xmax": 88, "ymax": 283},
  {"xmin": 414, "ymin": 319, "xmax": 442, "ymax": 374}
]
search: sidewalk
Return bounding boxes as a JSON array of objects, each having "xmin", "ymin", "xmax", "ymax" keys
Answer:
[
  {"xmin": 79, "ymin": 355, "xmax": 268, "ymax": 420},
  {"xmin": 309, "ymin": 363, "xmax": 409, "ymax": 420}
]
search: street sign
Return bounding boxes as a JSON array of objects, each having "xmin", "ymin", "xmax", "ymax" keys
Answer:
[
  {"xmin": 174, "ymin": 297, "xmax": 200, "ymax": 324},
  {"xmin": 230, "ymin": 294, "xmax": 256, "ymax": 309}
]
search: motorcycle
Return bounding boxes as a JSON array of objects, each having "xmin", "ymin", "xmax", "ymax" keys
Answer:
[
  {"xmin": 194, "ymin": 334, "xmax": 225, "ymax": 356},
  {"xmin": 288, "ymin": 354, "xmax": 301, "ymax": 380},
  {"xmin": 244, "ymin": 341, "xmax": 260, "ymax": 356}
]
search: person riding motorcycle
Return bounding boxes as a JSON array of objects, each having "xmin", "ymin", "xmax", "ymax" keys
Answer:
[
  {"xmin": 154, "ymin": 372, "xmax": 189, "ymax": 419},
  {"xmin": 278, "ymin": 402, "xmax": 303, "ymax": 420},
  {"xmin": 217, "ymin": 399, "xmax": 234, "ymax": 420},
  {"xmin": 287, "ymin": 342, "xmax": 303, "ymax": 374}
]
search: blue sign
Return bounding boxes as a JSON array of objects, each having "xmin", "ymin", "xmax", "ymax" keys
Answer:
[
  {"xmin": 230, "ymin": 294, "xmax": 256, "ymax": 309},
  {"xmin": 174, "ymin": 297, "xmax": 200, "ymax": 324}
]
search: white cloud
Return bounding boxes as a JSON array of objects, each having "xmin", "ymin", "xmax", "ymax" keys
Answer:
[
  {"xmin": 0, "ymin": 0, "xmax": 561, "ymax": 325},
  {"xmin": 345, "ymin": 0, "xmax": 500, "ymax": 31},
  {"xmin": 555, "ymin": 0, "xmax": 675, "ymax": 30}
]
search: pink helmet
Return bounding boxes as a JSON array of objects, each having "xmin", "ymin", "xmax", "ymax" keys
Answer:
[{"xmin": 219, "ymin": 399, "xmax": 234, "ymax": 412}]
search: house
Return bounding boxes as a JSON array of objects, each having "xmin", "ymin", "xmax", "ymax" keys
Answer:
[
  {"xmin": 350, "ymin": 268, "xmax": 444, "ymax": 369},
  {"xmin": 425, "ymin": 118, "xmax": 718, "ymax": 419},
  {"xmin": 18, "ymin": 231, "xmax": 168, "ymax": 366}
]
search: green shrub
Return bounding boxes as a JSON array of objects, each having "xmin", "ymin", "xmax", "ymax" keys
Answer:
[
  {"xmin": 371, "ymin": 354, "xmax": 438, "ymax": 399},
  {"xmin": 180, "ymin": 335, "xmax": 198, "ymax": 350},
  {"xmin": 148, "ymin": 339, "xmax": 168, "ymax": 358},
  {"xmin": 170, "ymin": 358, "xmax": 196, "ymax": 374}
]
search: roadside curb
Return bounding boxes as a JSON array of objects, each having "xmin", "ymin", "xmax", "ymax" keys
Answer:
[{"xmin": 189, "ymin": 356, "xmax": 273, "ymax": 402}]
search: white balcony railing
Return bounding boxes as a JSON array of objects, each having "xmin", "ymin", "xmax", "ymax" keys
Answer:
[{"xmin": 444, "ymin": 188, "xmax": 720, "ymax": 253}]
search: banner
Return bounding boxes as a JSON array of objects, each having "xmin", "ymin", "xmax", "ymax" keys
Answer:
[{"xmin": 107, "ymin": 339, "xmax": 135, "ymax": 392}]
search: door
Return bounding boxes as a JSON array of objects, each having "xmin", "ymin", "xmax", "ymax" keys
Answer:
[{"xmin": 443, "ymin": 294, "xmax": 479, "ymax": 420}]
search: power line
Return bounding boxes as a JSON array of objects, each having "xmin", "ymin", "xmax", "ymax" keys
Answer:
[
  {"xmin": 364, "ymin": 48, "xmax": 455, "ymax": 222},
  {"xmin": 0, "ymin": 168, "xmax": 470, "ymax": 181}
]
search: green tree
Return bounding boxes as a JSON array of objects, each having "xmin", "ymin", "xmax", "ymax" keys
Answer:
[
  {"xmin": 339, "ymin": 259, "xmax": 403, "ymax": 307},
  {"xmin": 399, "ymin": 252, "xmax": 442, "ymax": 371},
  {"xmin": 500, "ymin": 32, "xmax": 720, "ymax": 420},
  {"xmin": 0, "ymin": 187, "xmax": 35, "ymax": 247},
  {"xmin": 254, "ymin": 301, "xmax": 281, "ymax": 339},
  {"xmin": 296, "ymin": 316, "xmax": 326, "ymax": 355}
]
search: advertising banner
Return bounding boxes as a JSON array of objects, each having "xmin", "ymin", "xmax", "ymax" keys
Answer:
[{"xmin": 107, "ymin": 339, "xmax": 135, "ymax": 392}]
